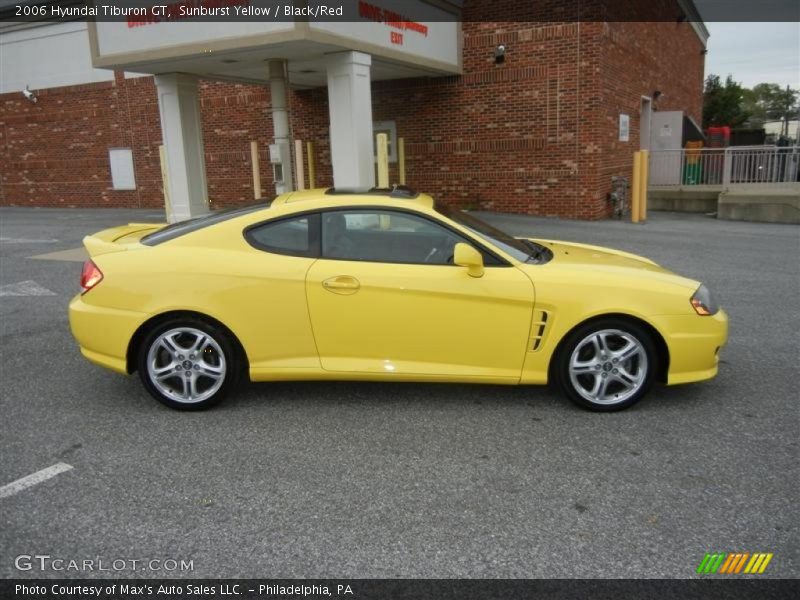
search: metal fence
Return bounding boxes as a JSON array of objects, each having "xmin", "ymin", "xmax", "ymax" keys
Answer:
[{"xmin": 649, "ymin": 146, "xmax": 800, "ymax": 187}]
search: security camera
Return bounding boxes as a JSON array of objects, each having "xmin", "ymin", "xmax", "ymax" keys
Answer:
[
  {"xmin": 22, "ymin": 86, "xmax": 37, "ymax": 104},
  {"xmin": 494, "ymin": 45, "xmax": 506, "ymax": 64}
]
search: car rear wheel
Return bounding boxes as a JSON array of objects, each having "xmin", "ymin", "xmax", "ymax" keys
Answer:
[
  {"xmin": 137, "ymin": 318, "xmax": 239, "ymax": 410},
  {"xmin": 555, "ymin": 319, "xmax": 656, "ymax": 412}
]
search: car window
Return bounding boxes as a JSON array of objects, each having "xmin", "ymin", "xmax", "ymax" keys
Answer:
[
  {"xmin": 246, "ymin": 215, "xmax": 316, "ymax": 256},
  {"xmin": 434, "ymin": 202, "xmax": 533, "ymax": 263},
  {"xmin": 321, "ymin": 210, "xmax": 466, "ymax": 265},
  {"xmin": 141, "ymin": 200, "xmax": 272, "ymax": 246}
]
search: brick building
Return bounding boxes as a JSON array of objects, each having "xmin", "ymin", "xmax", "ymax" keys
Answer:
[{"xmin": 0, "ymin": 1, "xmax": 708, "ymax": 220}]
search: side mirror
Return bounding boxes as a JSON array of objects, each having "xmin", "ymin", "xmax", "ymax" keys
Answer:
[{"xmin": 453, "ymin": 242, "xmax": 484, "ymax": 278}]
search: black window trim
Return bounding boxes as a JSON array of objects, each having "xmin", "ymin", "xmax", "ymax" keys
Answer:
[
  {"xmin": 243, "ymin": 205, "xmax": 512, "ymax": 267},
  {"xmin": 142, "ymin": 200, "xmax": 272, "ymax": 246},
  {"xmin": 243, "ymin": 212, "xmax": 320, "ymax": 258},
  {"xmin": 318, "ymin": 206, "xmax": 511, "ymax": 267}
]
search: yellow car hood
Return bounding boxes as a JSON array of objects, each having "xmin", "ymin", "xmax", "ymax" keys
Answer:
[
  {"xmin": 528, "ymin": 238, "xmax": 699, "ymax": 290},
  {"xmin": 533, "ymin": 239, "xmax": 660, "ymax": 268}
]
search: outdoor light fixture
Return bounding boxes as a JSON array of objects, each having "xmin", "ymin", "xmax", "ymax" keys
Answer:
[
  {"xmin": 653, "ymin": 90, "xmax": 663, "ymax": 101},
  {"xmin": 494, "ymin": 45, "xmax": 506, "ymax": 64},
  {"xmin": 22, "ymin": 85, "xmax": 37, "ymax": 104}
]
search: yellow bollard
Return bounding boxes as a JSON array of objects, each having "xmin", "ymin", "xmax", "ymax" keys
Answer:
[
  {"xmin": 398, "ymin": 137, "xmax": 406, "ymax": 186},
  {"xmin": 631, "ymin": 151, "xmax": 642, "ymax": 224},
  {"xmin": 158, "ymin": 145, "xmax": 173, "ymax": 220},
  {"xmin": 376, "ymin": 132, "xmax": 389, "ymax": 188},
  {"xmin": 306, "ymin": 141, "xmax": 316, "ymax": 189},
  {"xmin": 639, "ymin": 149, "xmax": 649, "ymax": 222},
  {"xmin": 250, "ymin": 141, "xmax": 262, "ymax": 200},
  {"xmin": 294, "ymin": 139, "xmax": 305, "ymax": 191}
]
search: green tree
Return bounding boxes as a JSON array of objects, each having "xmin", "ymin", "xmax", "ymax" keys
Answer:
[
  {"xmin": 702, "ymin": 74, "xmax": 750, "ymax": 128},
  {"xmin": 743, "ymin": 83, "xmax": 799, "ymax": 135}
]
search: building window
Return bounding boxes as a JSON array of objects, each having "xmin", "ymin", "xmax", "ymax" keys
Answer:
[
  {"xmin": 108, "ymin": 148, "xmax": 136, "ymax": 190},
  {"xmin": 619, "ymin": 114, "xmax": 630, "ymax": 142}
]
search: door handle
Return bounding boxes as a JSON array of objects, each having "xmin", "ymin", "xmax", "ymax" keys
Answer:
[{"xmin": 322, "ymin": 276, "xmax": 360, "ymax": 294}]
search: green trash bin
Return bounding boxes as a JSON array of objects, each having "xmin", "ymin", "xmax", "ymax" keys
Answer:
[{"xmin": 683, "ymin": 163, "xmax": 702, "ymax": 185}]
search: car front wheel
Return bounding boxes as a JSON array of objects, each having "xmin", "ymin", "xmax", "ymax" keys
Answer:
[
  {"xmin": 556, "ymin": 319, "xmax": 657, "ymax": 411},
  {"xmin": 137, "ymin": 318, "xmax": 239, "ymax": 410}
]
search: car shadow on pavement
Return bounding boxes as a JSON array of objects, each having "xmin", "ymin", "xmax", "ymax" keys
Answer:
[
  {"xmin": 86, "ymin": 367, "xmax": 719, "ymax": 415},
  {"xmin": 229, "ymin": 379, "xmax": 566, "ymax": 412}
]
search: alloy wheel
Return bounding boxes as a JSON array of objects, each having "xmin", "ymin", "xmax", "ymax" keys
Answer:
[
  {"xmin": 146, "ymin": 327, "xmax": 226, "ymax": 404},
  {"xmin": 568, "ymin": 328, "xmax": 648, "ymax": 406}
]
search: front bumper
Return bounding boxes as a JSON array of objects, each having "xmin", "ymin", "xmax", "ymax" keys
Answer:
[
  {"xmin": 68, "ymin": 294, "xmax": 146, "ymax": 375},
  {"xmin": 652, "ymin": 309, "xmax": 729, "ymax": 385}
]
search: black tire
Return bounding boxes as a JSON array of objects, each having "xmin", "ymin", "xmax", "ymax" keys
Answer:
[
  {"xmin": 137, "ymin": 316, "xmax": 240, "ymax": 410},
  {"xmin": 554, "ymin": 318, "xmax": 657, "ymax": 412}
]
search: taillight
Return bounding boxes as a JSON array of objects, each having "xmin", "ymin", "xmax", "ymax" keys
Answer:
[{"xmin": 80, "ymin": 260, "xmax": 103, "ymax": 293}]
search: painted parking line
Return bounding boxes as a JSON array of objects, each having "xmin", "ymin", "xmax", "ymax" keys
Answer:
[
  {"xmin": 0, "ymin": 463, "xmax": 73, "ymax": 499},
  {"xmin": 0, "ymin": 280, "xmax": 57, "ymax": 296},
  {"xmin": 0, "ymin": 237, "xmax": 60, "ymax": 244},
  {"xmin": 29, "ymin": 247, "xmax": 88, "ymax": 262}
]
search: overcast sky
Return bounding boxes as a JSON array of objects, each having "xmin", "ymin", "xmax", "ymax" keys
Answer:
[{"xmin": 704, "ymin": 22, "xmax": 800, "ymax": 90}]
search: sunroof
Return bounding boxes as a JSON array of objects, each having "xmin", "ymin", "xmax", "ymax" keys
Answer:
[{"xmin": 325, "ymin": 185, "xmax": 419, "ymax": 199}]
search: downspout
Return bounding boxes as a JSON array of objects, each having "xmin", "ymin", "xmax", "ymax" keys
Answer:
[{"xmin": 268, "ymin": 60, "xmax": 294, "ymax": 195}]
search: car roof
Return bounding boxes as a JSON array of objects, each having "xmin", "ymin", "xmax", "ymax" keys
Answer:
[
  {"xmin": 271, "ymin": 187, "xmax": 434, "ymax": 211},
  {"xmin": 142, "ymin": 188, "xmax": 437, "ymax": 248}
]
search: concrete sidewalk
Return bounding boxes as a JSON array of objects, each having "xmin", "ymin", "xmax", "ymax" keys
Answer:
[{"xmin": 648, "ymin": 184, "xmax": 800, "ymax": 224}]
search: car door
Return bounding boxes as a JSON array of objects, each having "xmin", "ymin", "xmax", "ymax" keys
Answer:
[
  {"xmin": 305, "ymin": 208, "xmax": 535, "ymax": 381},
  {"xmin": 238, "ymin": 213, "xmax": 322, "ymax": 372}
]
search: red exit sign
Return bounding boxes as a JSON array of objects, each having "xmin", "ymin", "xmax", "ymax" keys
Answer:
[{"xmin": 390, "ymin": 31, "xmax": 404, "ymax": 45}]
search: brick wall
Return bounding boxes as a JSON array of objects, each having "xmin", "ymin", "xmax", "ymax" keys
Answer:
[
  {"xmin": 289, "ymin": 86, "xmax": 334, "ymax": 189},
  {"xmin": 200, "ymin": 80, "xmax": 276, "ymax": 208},
  {"xmin": 0, "ymin": 73, "xmax": 161, "ymax": 209},
  {"xmin": 597, "ymin": 18, "xmax": 705, "ymax": 217},
  {"xmin": 0, "ymin": 74, "xmax": 276, "ymax": 209},
  {"xmin": 287, "ymin": 18, "xmax": 604, "ymax": 218},
  {"xmin": 0, "ymin": 1, "xmax": 705, "ymax": 219},
  {"xmin": 289, "ymin": 5, "xmax": 704, "ymax": 218}
]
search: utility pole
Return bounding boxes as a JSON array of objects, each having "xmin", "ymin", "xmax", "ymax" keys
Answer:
[{"xmin": 784, "ymin": 85, "xmax": 790, "ymax": 138}]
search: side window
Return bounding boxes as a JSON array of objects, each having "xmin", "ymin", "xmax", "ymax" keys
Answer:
[
  {"xmin": 246, "ymin": 214, "xmax": 318, "ymax": 257},
  {"xmin": 321, "ymin": 210, "xmax": 466, "ymax": 265}
]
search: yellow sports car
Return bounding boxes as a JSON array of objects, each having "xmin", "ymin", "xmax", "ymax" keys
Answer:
[{"xmin": 69, "ymin": 187, "xmax": 728, "ymax": 411}]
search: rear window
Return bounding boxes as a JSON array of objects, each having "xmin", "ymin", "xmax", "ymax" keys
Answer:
[
  {"xmin": 141, "ymin": 200, "xmax": 272, "ymax": 246},
  {"xmin": 246, "ymin": 214, "xmax": 317, "ymax": 256}
]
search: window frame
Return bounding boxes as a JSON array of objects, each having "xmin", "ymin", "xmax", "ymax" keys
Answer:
[
  {"xmin": 143, "ymin": 201, "xmax": 271, "ymax": 246},
  {"xmin": 243, "ymin": 212, "xmax": 320, "ymax": 258},
  {"xmin": 317, "ymin": 206, "xmax": 510, "ymax": 267},
  {"xmin": 243, "ymin": 206, "xmax": 512, "ymax": 267}
]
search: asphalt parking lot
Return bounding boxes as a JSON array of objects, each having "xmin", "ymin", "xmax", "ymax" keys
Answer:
[{"xmin": 0, "ymin": 206, "xmax": 797, "ymax": 579}]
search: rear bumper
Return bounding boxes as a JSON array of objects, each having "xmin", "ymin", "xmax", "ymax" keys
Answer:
[
  {"xmin": 68, "ymin": 293, "xmax": 146, "ymax": 375},
  {"xmin": 652, "ymin": 309, "xmax": 729, "ymax": 385}
]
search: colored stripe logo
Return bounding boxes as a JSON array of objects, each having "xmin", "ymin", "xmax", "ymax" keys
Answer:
[{"xmin": 696, "ymin": 552, "xmax": 774, "ymax": 574}]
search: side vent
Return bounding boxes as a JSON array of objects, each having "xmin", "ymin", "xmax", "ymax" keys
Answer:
[{"xmin": 530, "ymin": 310, "xmax": 550, "ymax": 351}]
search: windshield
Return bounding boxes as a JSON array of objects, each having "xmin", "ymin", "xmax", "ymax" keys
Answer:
[
  {"xmin": 141, "ymin": 199, "xmax": 272, "ymax": 246},
  {"xmin": 435, "ymin": 203, "xmax": 537, "ymax": 262}
]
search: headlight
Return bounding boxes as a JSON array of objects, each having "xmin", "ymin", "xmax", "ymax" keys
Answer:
[{"xmin": 690, "ymin": 284, "xmax": 719, "ymax": 316}]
